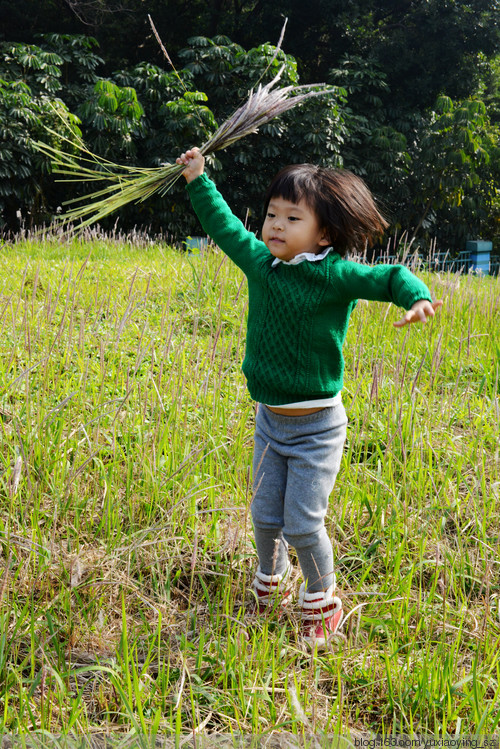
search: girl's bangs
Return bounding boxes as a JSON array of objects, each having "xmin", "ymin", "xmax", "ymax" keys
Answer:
[{"xmin": 264, "ymin": 165, "xmax": 319, "ymax": 212}]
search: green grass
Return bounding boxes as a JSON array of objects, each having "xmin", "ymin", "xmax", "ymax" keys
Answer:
[{"xmin": 0, "ymin": 232, "xmax": 499, "ymax": 741}]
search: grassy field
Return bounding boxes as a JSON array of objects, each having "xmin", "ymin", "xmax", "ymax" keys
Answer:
[{"xmin": 0, "ymin": 232, "xmax": 499, "ymax": 743}]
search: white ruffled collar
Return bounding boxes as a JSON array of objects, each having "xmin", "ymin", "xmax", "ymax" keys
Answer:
[{"xmin": 271, "ymin": 246, "xmax": 333, "ymax": 267}]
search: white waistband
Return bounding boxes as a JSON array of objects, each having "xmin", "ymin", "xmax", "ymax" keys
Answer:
[{"xmin": 265, "ymin": 392, "xmax": 342, "ymax": 409}]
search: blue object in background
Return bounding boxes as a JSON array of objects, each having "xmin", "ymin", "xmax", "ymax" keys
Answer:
[
  {"xmin": 184, "ymin": 236, "xmax": 207, "ymax": 255},
  {"xmin": 467, "ymin": 240, "xmax": 492, "ymax": 274}
]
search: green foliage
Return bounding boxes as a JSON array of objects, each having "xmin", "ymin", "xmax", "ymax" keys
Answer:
[
  {"xmin": 38, "ymin": 33, "xmax": 103, "ymax": 107},
  {"xmin": 480, "ymin": 54, "xmax": 500, "ymax": 123},
  {"xmin": 0, "ymin": 41, "xmax": 63, "ymax": 93},
  {"xmin": 110, "ymin": 61, "xmax": 218, "ymax": 234},
  {"xmin": 408, "ymin": 97, "xmax": 499, "ymax": 246},
  {"xmin": 0, "ymin": 41, "xmax": 81, "ymax": 229},
  {"xmin": 329, "ymin": 55, "xmax": 412, "ymax": 217},
  {"xmin": 0, "ymin": 26, "xmax": 498, "ymax": 247},
  {"xmin": 114, "ymin": 63, "xmax": 217, "ymax": 167},
  {"xmin": 329, "ymin": 54, "xmax": 500, "ymax": 249},
  {"xmin": 1, "ymin": 0, "xmax": 498, "ymax": 105},
  {"xmin": 77, "ymin": 79, "xmax": 144, "ymax": 159},
  {"xmin": 339, "ymin": 0, "xmax": 499, "ymax": 110},
  {"xmin": 179, "ymin": 35, "xmax": 248, "ymax": 96},
  {"xmin": 39, "ymin": 33, "xmax": 102, "ymax": 80}
]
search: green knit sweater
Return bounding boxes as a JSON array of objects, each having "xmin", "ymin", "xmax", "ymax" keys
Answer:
[{"xmin": 187, "ymin": 174, "xmax": 433, "ymax": 406}]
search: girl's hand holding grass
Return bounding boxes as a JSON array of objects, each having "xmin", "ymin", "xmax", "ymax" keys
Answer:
[
  {"xmin": 394, "ymin": 299, "xmax": 443, "ymax": 328},
  {"xmin": 176, "ymin": 148, "xmax": 205, "ymax": 183}
]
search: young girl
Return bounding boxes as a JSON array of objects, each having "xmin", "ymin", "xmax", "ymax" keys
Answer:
[{"xmin": 177, "ymin": 148, "xmax": 442, "ymax": 648}]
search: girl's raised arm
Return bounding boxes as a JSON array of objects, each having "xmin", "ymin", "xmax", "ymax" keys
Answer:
[{"xmin": 177, "ymin": 150, "xmax": 270, "ymax": 278}]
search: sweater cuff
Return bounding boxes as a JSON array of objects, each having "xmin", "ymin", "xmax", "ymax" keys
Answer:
[{"xmin": 402, "ymin": 290, "xmax": 433, "ymax": 309}]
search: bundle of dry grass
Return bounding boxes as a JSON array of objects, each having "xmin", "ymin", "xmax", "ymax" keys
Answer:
[{"xmin": 36, "ymin": 67, "xmax": 335, "ymax": 231}]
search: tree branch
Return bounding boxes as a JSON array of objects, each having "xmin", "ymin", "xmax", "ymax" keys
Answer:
[{"xmin": 62, "ymin": 0, "xmax": 134, "ymax": 26}]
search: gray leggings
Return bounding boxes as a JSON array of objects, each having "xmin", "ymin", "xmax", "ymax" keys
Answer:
[{"xmin": 251, "ymin": 403, "xmax": 347, "ymax": 593}]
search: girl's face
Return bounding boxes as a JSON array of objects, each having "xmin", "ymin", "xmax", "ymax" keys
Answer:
[{"xmin": 262, "ymin": 196, "xmax": 330, "ymax": 262}]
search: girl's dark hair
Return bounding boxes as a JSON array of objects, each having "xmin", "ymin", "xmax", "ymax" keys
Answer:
[{"xmin": 264, "ymin": 164, "xmax": 389, "ymax": 256}]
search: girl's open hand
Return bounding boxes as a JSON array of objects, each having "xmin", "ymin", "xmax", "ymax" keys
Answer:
[
  {"xmin": 394, "ymin": 299, "xmax": 443, "ymax": 328},
  {"xmin": 176, "ymin": 147, "xmax": 205, "ymax": 183}
]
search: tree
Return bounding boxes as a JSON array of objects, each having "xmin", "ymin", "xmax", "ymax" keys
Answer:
[
  {"xmin": 1, "ymin": 29, "xmax": 498, "ymax": 247},
  {"xmin": 328, "ymin": 54, "xmax": 411, "ymax": 214},
  {"xmin": 77, "ymin": 79, "xmax": 144, "ymax": 160},
  {"xmin": 407, "ymin": 96, "xmax": 499, "ymax": 247},
  {"xmin": 312, "ymin": 0, "xmax": 500, "ymax": 112},
  {"xmin": 2, "ymin": 0, "xmax": 498, "ymax": 106},
  {"xmin": 38, "ymin": 33, "xmax": 103, "ymax": 108},
  {"xmin": 0, "ymin": 41, "xmax": 81, "ymax": 229}
]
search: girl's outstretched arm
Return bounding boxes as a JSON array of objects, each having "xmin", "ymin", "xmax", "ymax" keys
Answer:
[
  {"xmin": 176, "ymin": 147, "xmax": 205, "ymax": 183},
  {"xmin": 393, "ymin": 299, "xmax": 443, "ymax": 327}
]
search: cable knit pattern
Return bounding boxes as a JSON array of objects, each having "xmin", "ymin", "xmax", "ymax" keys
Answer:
[{"xmin": 186, "ymin": 174, "xmax": 433, "ymax": 405}]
